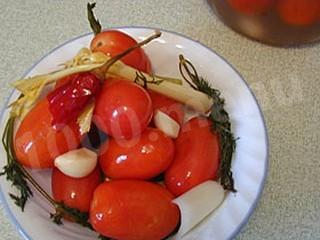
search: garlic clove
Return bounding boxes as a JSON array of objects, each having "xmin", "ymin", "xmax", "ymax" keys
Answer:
[
  {"xmin": 54, "ymin": 148, "xmax": 97, "ymax": 178},
  {"xmin": 154, "ymin": 110, "xmax": 180, "ymax": 138},
  {"xmin": 172, "ymin": 181, "xmax": 225, "ymax": 238}
]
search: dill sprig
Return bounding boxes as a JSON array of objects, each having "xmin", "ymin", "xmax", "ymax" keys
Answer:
[
  {"xmin": 0, "ymin": 116, "xmax": 95, "ymax": 229},
  {"xmin": 87, "ymin": 2, "xmax": 102, "ymax": 35},
  {"xmin": 0, "ymin": 117, "xmax": 33, "ymax": 210},
  {"xmin": 134, "ymin": 71, "xmax": 164, "ymax": 88},
  {"xmin": 50, "ymin": 202, "xmax": 92, "ymax": 229},
  {"xmin": 98, "ymin": 234, "xmax": 111, "ymax": 240},
  {"xmin": 179, "ymin": 55, "xmax": 237, "ymax": 192}
]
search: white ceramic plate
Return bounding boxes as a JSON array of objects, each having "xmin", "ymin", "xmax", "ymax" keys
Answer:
[{"xmin": 0, "ymin": 27, "xmax": 268, "ymax": 240}]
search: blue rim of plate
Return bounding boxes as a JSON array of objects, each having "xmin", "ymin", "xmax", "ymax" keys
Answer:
[{"xmin": 0, "ymin": 26, "xmax": 269, "ymax": 240}]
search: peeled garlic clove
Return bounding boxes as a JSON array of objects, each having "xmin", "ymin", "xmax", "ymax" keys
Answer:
[
  {"xmin": 154, "ymin": 110, "xmax": 180, "ymax": 138},
  {"xmin": 54, "ymin": 148, "xmax": 97, "ymax": 178},
  {"xmin": 172, "ymin": 181, "xmax": 225, "ymax": 238}
]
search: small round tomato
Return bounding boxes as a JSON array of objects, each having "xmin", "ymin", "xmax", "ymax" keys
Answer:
[
  {"xmin": 149, "ymin": 91, "xmax": 184, "ymax": 126},
  {"xmin": 164, "ymin": 117, "xmax": 220, "ymax": 196},
  {"xmin": 90, "ymin": 180, "xmax": 180, "ymax": 240},
  {"xmin": 227, "ymin": 0, "xmax": 275, "ymax": 15},
  {"xmin": 90, "ymin": 30, "xmax": 152, "ymax": 73},
  {"xmin": 52, "ymin": 167, "xmax": 100, "ymax": 212},
  {"xmin": 277, "ymin": 0, "xmax": 320, "ymax": 26},
  {"xmin": 99, "ymin": 128, "xmax": 174, "ymax": 180},
  {"xmin": 93, "ymin": 79, "xmax": 153, "ymax": 139},
  {"xmin": 14, "ymin": 99, "xmax": 82, "ymax": 169}
]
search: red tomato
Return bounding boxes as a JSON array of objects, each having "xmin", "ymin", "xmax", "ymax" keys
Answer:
[
  {"xmin": 93, "ymin": 79, "xmax": 153, "ymax": 139},
  {"xmin": 149, "ymin": 91, "xmax": 185, "ymax": 126},
  {"xmin": 90, "ymin": 30, "xmax": 152, "ymax": 73},
  {"xmin": 99, "ymin": 128, "xmax": 174, "ymax": 180},
  {"xmin": 14, "ymin": 99, "xmax": 82, "ymax": 169},
  {"xmin": 227, "ymin": 0, "xmax": 275, "ymax": 14},
  {"xmin": 52, "ymin": 167, "xmax": 100, "ymax": 212},
  {"xmin": 90, "ymin": 180, "xmax": 180, "ymax": 240},
  {"xmin": 164, "ymin": 117, "xmax": 220, "ymax": 196},
  {"xmin": 277, "ymin": 0, "xmax": 320, "ymax": 26}
]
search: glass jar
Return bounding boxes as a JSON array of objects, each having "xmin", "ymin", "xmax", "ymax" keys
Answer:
[{"xmin": 209, "ymin": 0, "xmax": 320, "ymax": 46}]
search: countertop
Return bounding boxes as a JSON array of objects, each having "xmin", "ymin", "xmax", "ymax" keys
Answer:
[{"xmin": 0, "ymin": 1, "xmax": 319, "ymax": 239}]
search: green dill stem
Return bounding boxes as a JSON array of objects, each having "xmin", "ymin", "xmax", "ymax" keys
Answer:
[
  {"xmin": 178, "ymin": 55, "xmax": 198, "ymax": 90},
  {"xmin": 19, "ymin": 166, "xmax": 56, "ymax": 206},
  {"xmin": 87, "ymin": 2, "xmax": 102, "ymax": 35},
  {"xmin": 178, "ymin": 55, "xmax": 237, "ymax": 192},
  {"xmin": 3, "ymin": 117, "xmax": 56, "ymax": 206},
  {"xmin": 1, "ymin": 116, "xmax": 91, "ymax": 226},
  {"xmin": 17, "ymin": 160, "xmax": 92, "ymax": 225},
  {"xmin": 1, "ymin": 117, "xmax": 33, "ymax": 210}
]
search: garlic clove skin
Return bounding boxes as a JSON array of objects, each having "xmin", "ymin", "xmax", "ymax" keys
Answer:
[
  {"xmin": 54, "ymin": 148, "xmax": 98, "ymax": 178},
  {"xmin": 172, "ymin": 181, "xmax": 225, "ymax": 239},
  {"xmin": 154, "ymin": 110, "xmax": 180, "ymax": 138}
]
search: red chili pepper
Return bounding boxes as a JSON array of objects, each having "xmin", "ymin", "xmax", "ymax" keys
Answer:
[{"xmin": 47, "ymin": 72, "xmax": 100, "ymax": 129}]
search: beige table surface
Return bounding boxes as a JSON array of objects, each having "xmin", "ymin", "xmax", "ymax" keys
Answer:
[{"xmin": 0, "ymin": 1, "xmax": 319, "ymax": 239}]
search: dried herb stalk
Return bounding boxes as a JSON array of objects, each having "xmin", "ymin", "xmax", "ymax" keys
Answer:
[{"xmin": 179, "ymin": 55, "xmax": 236, "ymax": 192}]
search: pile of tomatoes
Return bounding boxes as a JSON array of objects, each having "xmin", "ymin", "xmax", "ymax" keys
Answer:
[
  {"xmin": 13, "ymin": 30, "xmax": 220, "ymax": 240},
  {"xmin": 227, "ymin": 0, "xmax": 320, "ymax": 26}
]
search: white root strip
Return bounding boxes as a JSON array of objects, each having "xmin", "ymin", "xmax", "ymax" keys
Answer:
[
  {"xmin": 13, "ymin": 63, "xmax": 103, "ymax": 94},
  {"xmin": 172, "ymin": 181, "xmax": 225, "ymax": 239},
  {"xmin": 77, "ymin": 101, "xmax": 95, "ymax": 135},
  {"xmin": 11, "ymin": 47, "xmax": 213, "ymax": 119},
  {"xmin": 10, "ymin": 63, "xmax": 104, "ymax": 118}
]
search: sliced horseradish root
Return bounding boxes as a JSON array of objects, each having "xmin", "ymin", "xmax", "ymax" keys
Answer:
[
  {"xmin": 54, "ymin": 148, "xmax": 97, "ymax": 178},
  {"xmin": 172, "ymin": 181, "xmax": 225, "ymax": 238}
]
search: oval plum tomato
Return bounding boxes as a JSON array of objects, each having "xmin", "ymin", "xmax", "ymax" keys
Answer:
[
  {"xmin": 90, "ymin": 30, "xmax": 152, "ymax": 73},
  {"xmin": 227, "ymin": 0, "xmax": 275, "ymax": 15},
  {"xmin": 164, "ymin": 117, "xmax": 220, "ymax": 196},
  {"xmin": 52, "ymin": 167, "xmax": 100, "ymax": 212},
  {"xmin": 149, "ymin": 91, "xmax": 184, "ymax": 126},
  {"xmin": 99, "ymin": 128, "xmax": 174, "ymax": 180},
  {"xmin": 14, "ymin": 99, "xmax": 81, "ymax": 169},
  {"xmin": 90, "ymin": 180, "xmax": 180, "ymax": 240},
  {"xmin": 276, "ymin": 0, "xmax": 320, "ymax": 26},
  {"xmin": 93, "ymin": 79, "xmax": 153, "ymax": 139}
]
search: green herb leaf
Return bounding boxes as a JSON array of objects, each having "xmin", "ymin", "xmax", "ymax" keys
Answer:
[
  {"xmin": 87, "ymin": 2, "xmax": 102, "ymax": 35},
  {"xmin": 50, "ymin": 212, "xmax": 63, "ymax": 225},
  {"xmin": 179, "ymin": 55, "xmax": 237, "ymax": 192},
  {"xmin": 0, "ymin": 117, "xmax": 33, "ymax": 211},
  {"xmin": 51, "ymin": 202, "xmax": 92, "ymax": 229},
  {"xmin": 1, "ymin": 116, "xmax": 96, "ymax": 232},
  {"xmin": 98, "ymin": 235, "xmax": 111, "ymax": 240}
]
